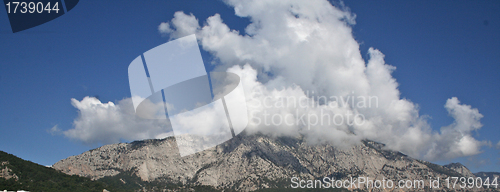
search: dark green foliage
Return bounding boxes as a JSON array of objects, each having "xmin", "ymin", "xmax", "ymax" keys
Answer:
[{"xmin": 0, "ymin": 151, "xmax": 116, "ymax": 192}]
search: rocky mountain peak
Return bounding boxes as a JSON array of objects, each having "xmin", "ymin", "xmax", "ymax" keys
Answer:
[
  {"xmin": 444, "ymin": 162, "xmax": 475, "ymax": 177},
  {"xmin": 53, "ymin": 132, "xmax": 482, "ymax": 191}
]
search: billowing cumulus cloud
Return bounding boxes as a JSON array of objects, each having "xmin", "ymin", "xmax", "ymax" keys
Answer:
[
  {"xmin": 64, "ymin": 0, "xmax": 488, "ymax": 161},
  {"xmin": 64, "ymin": 97, "xmax": 171, "ymax": 145},
  {"xmin": 160, "ymin": 12, "xmax": 199, "ymax": 39},
  {"xmin": 155, "ymin": 0, "xmax": 487, "ymax": 160}
]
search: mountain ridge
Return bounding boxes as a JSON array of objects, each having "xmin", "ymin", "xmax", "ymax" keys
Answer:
[
  {"xmin": 52, "ymin": 132, "xmax": 499, "ymax": 191},
  {"xmin": 0, "ymin": 150, "xmax": 128, "ymax": 192}
]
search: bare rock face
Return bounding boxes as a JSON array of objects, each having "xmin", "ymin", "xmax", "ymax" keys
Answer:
[
  {"xmin": 444, "ymin": 162, "xmax": 475, "ymax": 178},
  {"xmin": 475, "ymin": 172, "xmax": 500, "ymax": 180},
  {"xmin": 53, "ymin": 133, "xmax": 474, "ymax": 191},
  {"xmin": 0, "ymin": 161, "xmax": 19, "ymax": 181}
]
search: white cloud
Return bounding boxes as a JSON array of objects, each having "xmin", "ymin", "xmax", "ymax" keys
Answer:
[
  {"xmin": 422, "ymin": 97, "xmax": 485, "ymax": 159},
  {"xmin": 63, "ymin": 97, "xmax": 171, "ymax": 145},
  {"xmin": 155, "ymin": 0, "xmax": 488, "ymax": 160},
  {"xmin": 160, "ymin": 12, "xmax": 199, "ymax": 40},
  {"xmin": 496, "ymin": 141, "xmax": 500, "ymax": 150},
  {"xmin": 62, "ymin": 0, "xmax": 487, "ymax": 161},
  {"xmin": 158, "ymin": 22, "xmax": 172, "ymax": 34},
  {"xmin": 47, "ymin": 125, "xmax": 61, "ymax": 135}
]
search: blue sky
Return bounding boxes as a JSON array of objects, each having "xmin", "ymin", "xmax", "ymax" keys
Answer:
[{"xmin": 0, "ymin": 0, "xmax": 499, "ymax": 173}]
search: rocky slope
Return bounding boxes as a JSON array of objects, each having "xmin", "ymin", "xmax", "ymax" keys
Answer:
[
  {"xmin": 444, "ymin": 162, "xmax": 475, "ymax": 177},
  {"xmin": 475, "ymin": 172, "xmax": 500, "ymax": 180},
  {"xmin": 53, "ymin": 133, "xmax": 496, "ymax": 191},
  {"xmin": 0, "ymin": 151, "xmax": 128, "ymax": 192}
]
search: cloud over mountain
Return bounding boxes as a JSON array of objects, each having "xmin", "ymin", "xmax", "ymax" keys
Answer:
[
  {"xmin": 157, "ymin": 0, "xmax": 487, "ymax": 160},
  {"xmin": 63, "ymin": 0, "xmax": 488, "ymax": 161},
  {"xmin": 64, "ymin": 97, "xmax": 171, "ymax": 145}
]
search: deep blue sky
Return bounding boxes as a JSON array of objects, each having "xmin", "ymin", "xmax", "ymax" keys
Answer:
[{"xmin": 0, "ymin": 0, "xmax": 498, "ymax": 173}]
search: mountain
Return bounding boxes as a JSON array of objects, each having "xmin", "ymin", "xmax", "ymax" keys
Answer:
[
  {"xmin": 52, "ymin": 132, "xmax": 498, "ymax": 191},
  {"xmin": 0, "ymin": 150, "xmax": 134, "ymax": 192},
  {"xmin": 475, "ymin": 172, "xmax": 500, "ymax": 181},
  {"xmin": 443, "ymin": 163, "xmax": 500, "ymax": 188},
  {"xmin": 443, "ymin": 162, "xmax": 475, "ymax": 177}
]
